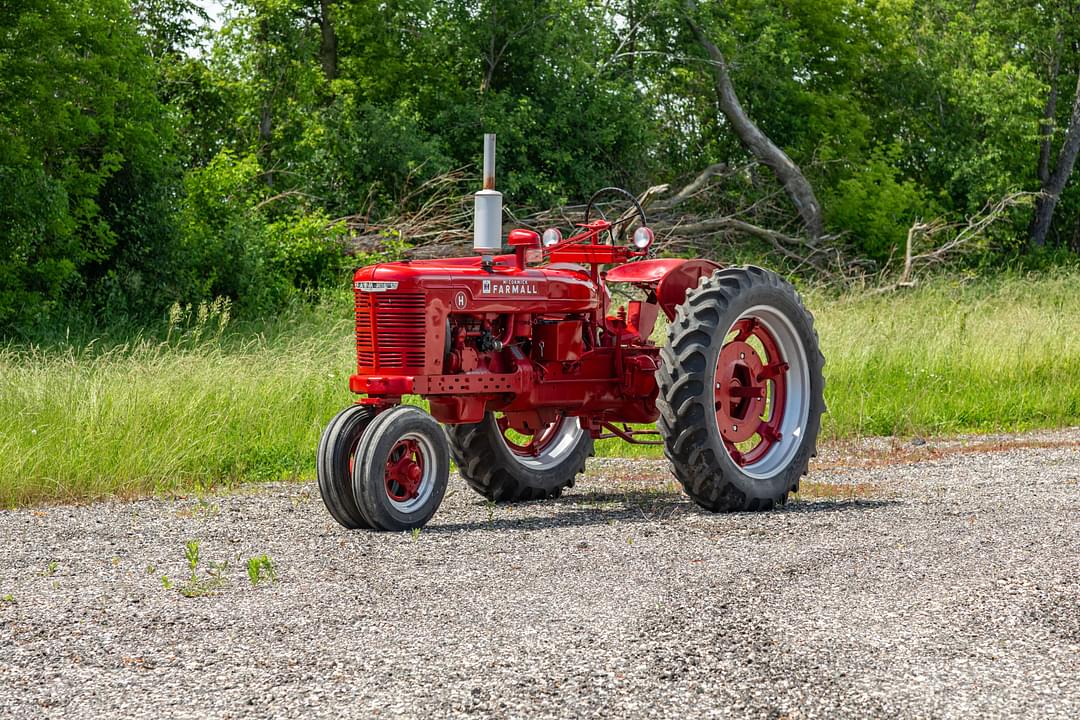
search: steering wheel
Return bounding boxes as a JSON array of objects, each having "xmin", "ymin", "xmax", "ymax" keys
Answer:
[{"xmin": 583, "ymin": 187, "xmax": 648, "ymax": 246}]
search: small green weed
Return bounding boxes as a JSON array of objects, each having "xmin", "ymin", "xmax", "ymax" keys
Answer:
[
  {"xmin": 44, "ymin": 561, "xmax": 58, "ymax": 576},
  {"xmin": 208, "ymin": 560, "xmax": 228, "ymax": 583},
  {"xmin": 176, "ymin": 539, "xmax": 226, "ymax": 597},
  {"xmin": 184, "ymin": 540, "xmax": 200, "ymax": 576},
  {"xmin": 245, "ymin": 554, "xmax": 276, "ymax": 586},
  {"xmin": 410, "ymin": 527, "xmax": 421, "ymax": 541}
]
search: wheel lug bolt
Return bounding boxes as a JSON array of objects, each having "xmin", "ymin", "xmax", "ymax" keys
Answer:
[
  {"xmin": 733, "ymin": 425, "xmax": 738, "ymax": 431},
  {"xmin": 739, "ymin": 352, "xmax": 745, "ymax": 359}
]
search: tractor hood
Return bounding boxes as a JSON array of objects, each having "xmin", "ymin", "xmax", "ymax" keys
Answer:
[{"xmin": 353, "ymin": 255, "xmax": 599, "ymax": 315}]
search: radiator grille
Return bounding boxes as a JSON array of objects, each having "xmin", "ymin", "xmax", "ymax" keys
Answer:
[{"xmin": 355, "ymin": 291, "xmax": 427, "ymax": 370}]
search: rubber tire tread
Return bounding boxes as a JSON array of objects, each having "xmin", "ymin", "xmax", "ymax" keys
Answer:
[
  {"xmin": 445, "ymin": 413, "xmax": 594, "ymax": 502},
  {"xmin": 352, "ymin": 405, "xmax": 450, "ymax": 531},
  {"xmin": 317, "ymin": 404, "xmax": 377, "ymax": 529},
  {"xmin": 656, "ymin": 266, "xmax": 825, "ymax": 512}
]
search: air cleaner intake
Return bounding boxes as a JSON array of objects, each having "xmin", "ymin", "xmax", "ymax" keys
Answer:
[{"xmin": 473, "ymin": 133, "xmax": 503, "ymax": 255}]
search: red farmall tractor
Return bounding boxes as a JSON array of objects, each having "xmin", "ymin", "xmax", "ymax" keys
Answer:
[{"xmin": 318, "ymin": 136, "xmax": 825, "ymax": 531}]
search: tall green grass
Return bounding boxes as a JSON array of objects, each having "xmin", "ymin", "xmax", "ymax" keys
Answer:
[
  {"xmin": 0, "ymin": 301, "xmax": 358, "ymax": 505},
  {"xmin": 814, "ymin": 271, "xmax": 1080, "ymax": 438},
  {"xmin": 1, "ymin": 272, "xmax": 1078, "ymax": 505}
]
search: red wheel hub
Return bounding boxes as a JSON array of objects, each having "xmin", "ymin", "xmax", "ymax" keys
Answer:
[
  {"xmin": 497, "ymin": 414, "xmax": 565, "ymax": 458},
  {"xmin": 714, "ymin": 318, "xmax": 789, "ymax": 467},
  {"xmin": 385, "ymin": 439, "xmax": 425, "ymax": 502}
]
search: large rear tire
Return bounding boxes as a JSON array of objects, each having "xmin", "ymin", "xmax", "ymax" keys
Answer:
[
  {"xmin": 446, "ymin": 412, "xmax": 593, "ymax": 502},
  {"xmin": 657, "ymin": 266, "xmax": 825, "ymax": 512},
  {"xmin": 317, "ymin": 404, "xmax": 377, "ymax": 529}
]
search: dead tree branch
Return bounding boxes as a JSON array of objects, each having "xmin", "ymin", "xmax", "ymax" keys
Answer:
[
  {"xmin": 873, "ymin": 192, "xmax": 1038, "ymax": 293},
  {"xmin": 652, "ymin": 163, "xmax": 729, "ymax": 211}
]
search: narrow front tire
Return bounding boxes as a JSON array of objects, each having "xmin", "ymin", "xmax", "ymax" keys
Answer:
[
  {"xmin": 352, "ymin": 406, "xmax": 450, "ymax": 531},
  {"xmin": 317, "ymin": 404, "xmax": 378, "ymax": 530}
]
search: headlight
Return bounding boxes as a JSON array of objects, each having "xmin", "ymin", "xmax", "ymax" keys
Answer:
[
  {"xmin": 632, "ymin": 227, "xmax": 654, "ymax": 250},
  {"xmin": 542, "ymin": 228, "xmax": 563, "ymax": 247}
]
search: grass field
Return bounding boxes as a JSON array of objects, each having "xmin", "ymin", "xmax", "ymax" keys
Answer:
[{"xmin": 2, "ymin": 271, "xmax": 1078, "ymax": 506}]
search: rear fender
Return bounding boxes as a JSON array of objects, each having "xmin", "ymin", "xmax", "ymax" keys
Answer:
[{"xmin": 604, "ymin": 258, "xmax": 723, "ymax": 321}]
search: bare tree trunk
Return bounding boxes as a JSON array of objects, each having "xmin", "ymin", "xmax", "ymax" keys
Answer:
[
  {"xmin": 481, "ymin": 4, "xmax": 498, "ymax": 94},
  {"xmin": 1037, "ymin": 31, "xmax": 1063, "ymax": 186},
  {"xmin": 682, "ymin": 0, "xmax": 824, "ymax": 239},
  {"xmin": 318, "ymin": 0, "xmax": 338, "ymax": 82},
  {"xmin": 257, "ymin": 16, "xmax": 274, "ymax": 187},
  {"xmin": 1031, "ymin": 69, "xmax": 1080, "ymax": 248}
]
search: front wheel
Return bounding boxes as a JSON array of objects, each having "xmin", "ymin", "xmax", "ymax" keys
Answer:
[
  {"xmin": 317, "ymin": 404, "xmax": 378, "ymax": 529},
  {"xmin": 352, "ymin": 405, "xmax": 450, "ymax": 531},
  {"xmin": 657, "ymin": 266, "xmax": 825, "ymax": 511}
]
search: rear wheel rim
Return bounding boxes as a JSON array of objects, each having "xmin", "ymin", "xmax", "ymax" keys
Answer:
[
  {"xmin": 495, "ymin": 413, "xmax": 584, "ymax": 471},
  {"xmin": 713, "ymin": 305, "xmax": 809, "ymax": 479},
  {"xmin": 384, "ymin": 433, "xmax": 437, "ymax": 513}
]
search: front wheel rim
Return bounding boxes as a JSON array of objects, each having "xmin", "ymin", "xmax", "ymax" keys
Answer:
[
  {"xmin": 713, "ymin": 305, "xmax": 810, "ymax": 479},
  {"xmin": 384, "ymin": 433, "xmax": 437, "ymax": 513}
]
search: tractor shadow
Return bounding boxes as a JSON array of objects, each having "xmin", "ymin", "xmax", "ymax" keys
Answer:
[{"xmin": 427, "ymin": 487, "xmax": 898, "ymax": 534}]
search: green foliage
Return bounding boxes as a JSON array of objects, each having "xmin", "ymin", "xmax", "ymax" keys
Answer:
[
  {"xmin": 184, "ymin": 540, "xmax": 200, "ymax": 577},
  {"xmin": 298, "ymin": 96, "xmax": 452, "ymax": 217},
  {"xmin": 0, "ymin": 0, "xmax": 176, "ymax": 331},
  {"xmin": 132, "ymin": 0, "xmax": 210, "ymax": 58},
  {"xmin": 177, "ymin": 151, "xmax": 277, "ymax": 312},
  {"xmin": 177, "ymin": 539, "xmax": 227, "ymax": 597},
  {"xmin": 266, "ymin": 213, "xmax": 350, "ymax": 295},
  {"xmin": 176, "ymin": 151, "xmax": 349, "ymax": 314},
  {"xmin": 826, "ymin": 146, "xmax": 941, "ymax": 263},
  {"xmin": 1, "ymin": 0, "xmax": 1079, "ymax": 335},
  {"xmin": 246, "ymin": 554, "xmax": 277, "ymax": 586}
]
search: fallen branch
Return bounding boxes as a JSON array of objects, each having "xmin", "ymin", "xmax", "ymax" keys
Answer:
[
  {"xmin": 332, "ymin": 163, "xmax": 851, "ymax": 276},
  {"xmin": 652, "ymin": 163, "xmax": 729, "ymax": 210},
  {"xmin": 875, "ymin": 192, "xmax": 1038, "ymax": 293}
]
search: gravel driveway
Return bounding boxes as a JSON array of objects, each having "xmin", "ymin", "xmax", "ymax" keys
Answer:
[{"xmin": 1, "ymin": 430, "xmax": 1078, "ymax": 719}]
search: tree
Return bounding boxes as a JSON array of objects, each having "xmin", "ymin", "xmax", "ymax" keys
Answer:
[
  {"xmin": 1028, "ymin": 3, "xmax": 1080, "ymax": 248},
  {"xmin": 1031, "ymin": 70, "xmax": 1080, "ymax": 247},
  {"xmin": 682, "ymin": 0, "xmax": 824, "ymax": 239},
  {"xmin": 131, "ymin": 0, "xmax": 210, "ymax": 58},
  {"xmin": 317, "ymin": 0, "xmax": 338, "ymax": 82},
  {"xmin": 0, "ymin": 0, "xmax": 175, "ymax": 328}
]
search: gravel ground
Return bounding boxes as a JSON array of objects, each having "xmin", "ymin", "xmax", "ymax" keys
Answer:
[{"xmin": 0, "ymin": 430, "xmax": 1078, "ymax": 719}]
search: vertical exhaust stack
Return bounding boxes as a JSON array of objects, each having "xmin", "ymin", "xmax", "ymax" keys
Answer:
[{"xmin": 473, "ymin": 133, "xmax": 502, "ymax": 260}]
